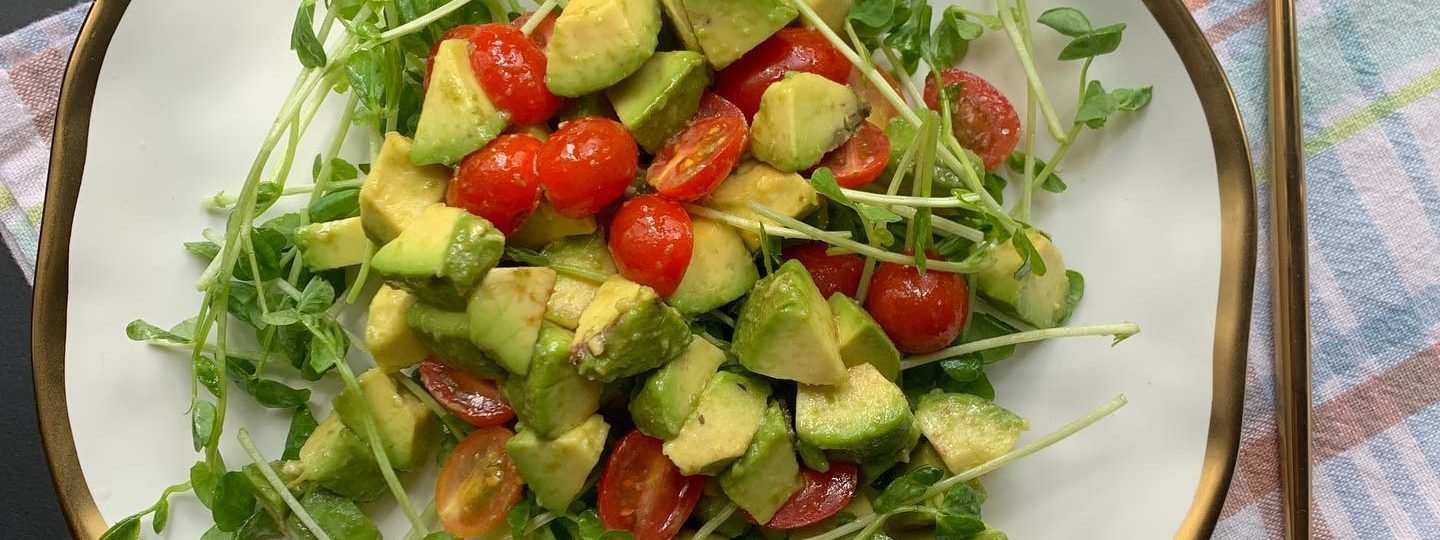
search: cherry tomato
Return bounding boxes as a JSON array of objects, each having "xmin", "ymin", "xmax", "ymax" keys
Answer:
[
  {"xmin": 537, "ymin": 117, "xmax": 639, "ymax": 217},
  {"xmin": 598, "ymin": 430, "xmax": 706, "ymax": 540},
  {"xmin": 694, "ymin": 92, "xmax": 745, "ymax": 123},
  {"xmin": 419, "ymin": 359, "xmax": 515, "ymax": 428},
  {"xmin": 512, "ymin": 11, "xmax": 559, "ymax": 50},
  {"xmin": 849, "ymin": 68, "xmax": 901, "ymax": 127},
  {"xmin": 436, "ymin": 427, "xmax": 524, "ymax": 537},
  {"xmin": 814, "ymin": 122, "xmax": 890, "ymax": 188},
  {"xmin": 783, "ymin": 242, "xmax": 865, "ymax": 298},
  {"xmin": 425, "ymin": 24, "xmax": 563, "ymax": 126},
  {"xmin": 866, "ymin": 260, "xmax": 970, "ymax": 354},
  {"xmin": 713, "ymin": 28, "xmax": 850, "ymax": 120},
  {"xmin": 446, "ymin": 134, "xmax": 544, "ymax": 235},
  {"xmin": 646, "ymin": 114, "xmax": 749, "ymax": 201},
  {"xmin": 922, "ymin": 69, "xmax": 1021, "ymax": 171},
  {"xmin": 753, "ymin": 463, "xmax": 860, "ymax": 530},
  {"xmin": 608, "ymin": 195, "xmax": 694, "ymax": 296}
]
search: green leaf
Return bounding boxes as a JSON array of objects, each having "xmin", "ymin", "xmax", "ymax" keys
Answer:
[
  {"xmin": 192, "ymin": 400, "xmax": 217, "ymax": 452},
  {"xmin": 874, "ymin": 465, "xmax": 944, "ymax": 513},
  {"xmin": 576, "ymin": 510, "xmax": 607, "ymax": 540},
  {"xmin": 308, "ymin": 188, "xmax": 361, "ymax": 223},
  {"xmin": 508, "ymin": 496, "xmax": 537, "ymax": 539},
  {"xmin": 797, "ymin": 440, "xmax": 831, "ymax": 472},
  {"xmin": 1058, "ymin": 23, "xmax": 1126, "ymax": 61},
  {"xmin": 185, "ymin": 241, "xmax": 222, "ymax": 261},
  {"xmin": 249, "ymin": 379, "xmax": 311, "ymax": 409},
  {"xmin": 292, "ymin": 490, "xmax": 382, "ymax": 540},
  {"xmin": 882, "ymin": 2, "xmax": 932, "ymax": 74},
  {"xmin": 934, "ymin": 482, "xmax": 988, "ymax": 540},
  {"xmin": 967, "ymin": 313, "xmax": 1020, "ymax": 364},
  {"xmin": 190, "ymin": 461, "xmax": 221, "ymax": 509},
  {"xmin": 329, "ymin": 158, "xmax": 360, "ymax": 181},
  {"xmin": 930, "ymin": 8, "xmax": 982, "ymax": 67},
  {"xmin": 1074, "ymin": 80, "xmax": 1114, "ymax": 129},
  {"xmin": 261, "ymin": 309, "xmax": 302, "ymax": 327},
  {"xmin": 1010, "ymin": 231, "xmax": 1048, "ymax": 279},
  {"xmin": 856, "ymin": 203, "xmax": 903, "ymax": 224},
  {"xmin": 1110, "ymin": 86, "xmax": 1154, "ymax": 112},
  {"xmin": 211, "ymin": 472, "xmax": 258, "ymax": 532},
  {"xmin": 940, "ymin": 356, "xmax": 982, "ymax": 383},
  {"xmin": 195, "ymin": 355, "xmax": 223, "ymax": 397},
  {"xmin": 982, "ymin": 173, "xmax": 1007, "ymax": 205},
  {"xmin": 152, "ymin": 495, "xmax": 171, "ymax": 533},
  {"xmin": 848, "ymin": 0, "xmax": 901, "ymax": 29},
  {"xmin": 1036, "ymin": 7, "xmax": 1091, "ymax": 37},
  {"xmin": 346, "ymin": 47, "xmax": 387, "ymax": 121},
  {"xmin": 283, "ymin": 405, "xmax": 319, "ymax": 460},
  {"xmin": 297, "ymin": 278, "xmax": 336, "ymax": 314},
  {"xmin": 1061, "ymin": 270, "xmax": 1085, "ymax": 323},
  {"xmin": 98, "ymin": 516, "xmax": 141, "ymax": 540},
  {"xmin": 424, "ymin": 533, "xmax": 460, "ymax": 540},
  {"xmin": 289, "ymin": 2, "xmax": 327, "ymax": 69},
  {"xmin": 126, "ymin": 319, "xmax": 192, "ymax": 343},
  {"xmin": 1006, "ymin": 152, "xmax": 1066, "ymax": 193}
]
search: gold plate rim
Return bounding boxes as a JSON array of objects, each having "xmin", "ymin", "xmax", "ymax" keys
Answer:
[{"xmin": 33, "ymin": 1, "xmax": 1256, "ymax": 538}]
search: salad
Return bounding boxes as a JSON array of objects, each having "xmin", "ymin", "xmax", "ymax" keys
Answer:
[{"xmin": 108, "ymin": 0, "xmax": 1152, "ymax": 539}]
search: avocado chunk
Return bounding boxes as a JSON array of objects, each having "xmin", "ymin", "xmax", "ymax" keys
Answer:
[
  {"xmin": 571, "ymin": 276, "xmax": 692, "ymax": 382},
  {"xmin": 509, "ymin": 201, "xmax": 598, "ymax": 250},
  {"xmin": 502, "ymin": 322, "xmax": 604, "ymax": 438},
  {"xmin": 751, "ymin": 72, "xmax": 867, "ymax": 172},
  {"xmin": 827, "ymin": 294, "xmax": 901, "ymax": 381},
  {"xmin": 371, "ymin": 204, "xmax": 505, "ymax": 310},
  {"xmin": 629, "ymin": 337, "xmax": 728, "ymax": 439},
  {"xmin": 413, "ymin": 39, "xmax": 508, "ymax": 166},
  {"xmin": 546, "ymin": 0, "xmax": 662, "ymax": 97},
  {"xmin": 915, "ymin": 393, "xmax": 1028, "ymax": 473},
  {"xmin": 659, "ymin": 0, "xmax": 702, "ymax": 52},
  {"xmin": 365, "ymin": 285, "xmax": 430, "ymax": 372},
  {"xmin": 295, "ymin": 217, "xmax": 368, "ymax": 271},
  {"xmin": 663, "ymin": 371, "xmax": 772, "ymax": 475},
  {"xmin": 332, "ymin": 368, "xmax": 439, "ymax": 471},
  {"xmin": 733, "ymin": 260, "xmax": 846, "ymax": 385},
  {"xmin": 974, "ymin": 230, "xmax": 1072, "ymax": 328},
  {"xmin": 359, "ymin": 133, "xmax": 450, "ymax": 244},
  {"xmin": 298, "ymin": 415, "xmax": 386, "ymax": 502},
  {"xmin": 799, "ymin": 0, "xmax": 854, "ymax": 33},
  {"xmin": 702, "ymin": 160, "xmax": 819, "ymax": 250},
  {"xmin": 541, "ymin": 234, "xmax": 618, "ymax": 329},
  {"xmin": 719, "ymin": 402, "xmax": 804, "ymax": 523},
  {"xmin": 667, "ymin": 217, "xmax": 758, "ymax": 315},
  {"xmin": 682, "ymin": 0, "xmax": 797, "ymax": 69},
  {"xmin": 467, "ymin": 267, "xmax": 558, "ymax": 376},
  {"xmin": 507, "ymin": 415, "xmax": 610, "ymax": 512},
  {"xmin": 796, "ymin": 363, "xmax": 918, "ymax": 464},
  {"xmin": 406, "ymin": 302, "xmax": 507, "ymax": 379},
  {"xmin": 244, "ymin": 460, "xmax": 303, "ymax": 523},
  {"xmin": 288, "ymin": 489, "xmax": 383, "ymax": 540},
  {"xmin": 607, "ymin": 51, "xmax": 711, "ymax": 152}
]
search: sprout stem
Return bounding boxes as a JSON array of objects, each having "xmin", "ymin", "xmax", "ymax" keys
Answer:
[
  {"xmin": 748, "ymin": 203, "xmax": 980, "ymax": 273},
  {"xmin": 900, "ymin": 322, "xmax": 1141, "ymax": 370},
  {"xmin": 682, "ymin": 204, "xmax": 850, "ymax": 240},
  {"xmin": 238, "ymin": 429, "xmax": 333, "ymax": 540}
]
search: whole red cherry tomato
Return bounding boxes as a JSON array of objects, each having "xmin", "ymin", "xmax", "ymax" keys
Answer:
[
  {"xmin": 419, "ymin": 359, "xmax": 515, "ymax": 428},
  {"xmin": 783, "ymin": 242, "xmax": 865, "ymax": 298},
  {"xmin": 537, "ymin": 117, "xmax": 639, "ymax": 218},
  {"xmin": 814, "ymin": 122, "xmax": 890, "ymax": 188},
  {"xmin": 713, "ymin": 28, "xmax": 850, "ymax": 120},
  {"xmin": 446, "ymin": 134, "xmax": 544, "ymax": 235},
  {"xmin": 598, "ymin": 430, "xmax": 705, "ymax": 540},
  {"xmin": 425, "ymin": 24, "xmax": 563, "ymax": 126},
  {"xmin": 866, "ymin": 260, "xmax": 970, "ymax": 354},
  {"xmin": 511, "ymin": 11, "xmax": 558, "ymax": 50},
  {"xmin": 923, "ymin": 69, "xmax": 1020, "ymax": 171},
  {"xmin": 646, "ymin": 112, "xmax": 749, "ymax": 201},
  {"xmin": 608, "ymin": 195, "xmax": 694, "ymax": 296}
]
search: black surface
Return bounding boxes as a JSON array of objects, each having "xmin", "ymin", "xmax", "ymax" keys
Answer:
[{"xmin": 0, "ymin": 0, "xmax": 80, "ymax": 35}]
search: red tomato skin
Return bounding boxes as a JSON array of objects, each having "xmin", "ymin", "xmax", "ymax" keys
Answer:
[
  {"xmin": 512, "ymin": 11, "xmax": 559, "ymax": 50},
  {"xmin": 446, "ymin": 134, "xmax": 544, "ymax": 235},
  {"xmin": 425, "ymin": 24, "xmax": 563, "ymax": 126},
  {"xmin": 419, "ymin": 359, "xmax": 515, "ymax": 428},
  {"xmin": 694, "ymin": 92, "xmax": 746, "ymax": 122},
  {"xmin": 646, "ymin": 114, "xmax": 749, "ymax": 201},
  {"xmin": 783, "ymin": 242, "xmax": 866, "ymax": 298},
  {"xmin": 537, "ymin": 117, "xmax": 640, "ymax": 218},
  {"xmin": 922, "ymin": 69, "xmax": 1021, "ymax": 171},
  {"xmin": 598, "ymin": 431, "xmax": 706, "ymax": 540},
  {"xmin": 608, "ymin": 195, "xmax": 694, "ymax": 296},
  {"xmin": 753, "ymin": 463, "xmax": 860, "ymax": 530},
  {"xmin": 436, "ymin": 427, "xmax": 524, "ymax": 537},
  {"xmin": 866, "ymin": 261, "xmax": 970, "ymax": 354},
  {"xmin": 713, "ymin": 28, "xmax": 851, "ymax": 120},
  {"xmin": 815, "ymin": 122, "xmax": 891, "ymax": 188}
]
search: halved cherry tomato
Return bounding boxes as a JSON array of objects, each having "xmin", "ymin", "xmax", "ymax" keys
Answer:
[
  {"xmin": 436, "ymin": 427, "xmax": 524, "ymax": 537},
  {"xmin": 538, "ymin": 117, "xmax": 639, "ymax": 217},
  {"xmin": 419, "ymin": 359, "xmax": 515, "ymax": 428},
  {"xmin": 425, "ymin": 24, "xmax": 562, "ymax": 126},
  {"xmin": 512, "ymin": 11, "xmax": 559, "ymax": 50},
  {"xmin": 608, "ymin": 195, "xmax": 694, "ymax": 296},
  {"xmin": 815, "ymin": 122, "xmax": 890, "ymax": 188},
  {"xmin": 753, "ymin": 463, "xmax": 860, "ymax": 530},
  {"xmin": 923, "ymin": 69, "xmax": 1021, "ymax": 171},
  {"xmin": 598, "ymin": 430, "xmax": 706, "ymax": 540},
  {"xmin": 446, "ymin": 134, "xmax": 544, "ymax": 235},
  {"xmin": 646, "ymin": 114, "xmax": 748, "ymax": 201},
  {"xmin": 694, "ymin": 92, "xmax": 745, "ymax": 122},
  {"xmin": 713, "ymin": 28, "xmax": 850, "ymax": 120},
  {"xmin": 849, "ymin": 68, "xmax": 902, "ymax": 127},
  {"xmin": 866, "ymin": 259, "xmax": 970, "ymax": 354},
  {"xmin": 783, "ymin": 242, "xmax": 865, "ymax": 298}
]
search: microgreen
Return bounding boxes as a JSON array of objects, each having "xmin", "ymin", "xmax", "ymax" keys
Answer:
[{"xmin": 290, "ymin": 1, "xmax": 328, "ymax": 69}]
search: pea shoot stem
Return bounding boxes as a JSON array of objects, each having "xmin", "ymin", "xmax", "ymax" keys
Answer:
[
  {"xmin": 238, "ymin": 429, "xmax": 334, "ymax": 540},
  {"xmin": 397, "ymin": 375, "xmax": 472, "ymax": 441},
  {"xmin": 374, "ymin": 0, "xmax": 479, "ymax": 43},
  {"xmin": 681, "ymin": 204, "xmax": 849, "ymax": 240},
  {"xmin": 997, "ymin": 0, "xmax": 1067, "ymax": 142},
  {"xmin": 204, "ymin": 179, "xmax": 363, "ymax": 211},
  {"xmin": 899, "ymin": 322, "xmax": 1141, "ymax": 370},
  {"xmin": 749, "ymin": 203, "xmax": 981, "ymax": 273},
  {"xmin": 520, "ymin": 0, "xmax": 559, "ymax": 35},
  {"xmin": 694, "ymin": 502, "xmax": 738, "ymax": 540}
]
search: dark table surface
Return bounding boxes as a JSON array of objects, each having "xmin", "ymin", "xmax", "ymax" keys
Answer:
[{"xmin": 3, "ymin": 1, "xmax": 91, "ymax": 537}]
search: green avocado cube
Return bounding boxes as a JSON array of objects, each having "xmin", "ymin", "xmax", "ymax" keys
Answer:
[
  {"xmin": 467, "ymin": 267, "xmax": 558, "ymax": 376},
  {"xmin": 412, "ymin": 39, "xmax": 507, "ymax": 166},
  {"xmin": 509, "ymin": 201, "xmax": 598, "ymax": 250},
  {"xmin": 546, "ymin": 0, "xmax": 661, "ymax": 97},
  {"xmin": 503, "ymin": 322, "xmax": 605, "ymax": 438},
  {"xmin": 630, "ymin": 337, "xmax": 728, "ymax": 439},
  {"xmin": 796, "ymin": 363, "xmax": 918, "ymax": 464},
  {"xmin": 358, "ymin": 133, "xmax": 450, "ymax": 244},
  {"xmin": 372, "ymin": 204, "xmax": 505, "ymax": 310},
  {"xmin": 365, "ymin": 285, "xmax": 430, "ymax": 373},
  {"xmin": 607, "ymin": 51, "xmax": 711, "ymax": 153},
  {"xmin": 751, "ymin": 72, "xmax": 867, "ymax": 172},
  {"xmin": 827, "ymin": 294, "xmax": 901, "ymax": 381},
  {"xmin": 915, "ymin": 393, "xmax": 1028, "ymax": 473},
  {"xmin": 541, "ymin": 234, "xmax": 617, "ymax": 329},
  {"xmin": 297, "ymin": 415, "xmax": 387, "ymax": 502},
  {"xmin": 733, "ymin": 260, "xmax": 846, "ymax": 385},
  {"xmin": 663, "ymin": 371, "xmax": 772, "ymax": 475},
  {"xmin": 507, "ymin": 415, "xmax": 611, "ymax": 512},
  {"xmin": 799, "ymin": 0, "xmax": 853, "ymax": 33},
  {"xmin": 974, "ymin": 230, "xmax": 1072, "ymax": 328},
  {"xmin": 332, "ymin": 368, "xmax": 440, "ymax": 471},
  {"xmin": 295, "ymin": 217, "xmax": 368, "ymax": 271},
  {"xmin": 667, "ymin": 217, "xmax": 758, "ymax": 315},
  {"xmin": 571, "ymin": 277, "xmax": 692, "ymax": 382},
  {"xmin": 702, "ymin": 160, "xmax": 819, "ymax": 250},
  {"xmin": 719, "ymin": 402, "xmax": 803, "ymax": 523},
  {"xmin": 406, "ymin": 302, "xmax": 507, "ymax": 379},
  {"xmin": 659, "ymin": 0, "xmax": 701, "ymax": 52},
  {"xmin": 681, "ymin": 0, "xmax": 797, "ymax": 69}
]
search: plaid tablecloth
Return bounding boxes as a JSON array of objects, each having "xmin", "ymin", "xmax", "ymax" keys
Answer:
[{"xmin": 6, "ymin": 1, "xmax": 1440, "ymax": 538}]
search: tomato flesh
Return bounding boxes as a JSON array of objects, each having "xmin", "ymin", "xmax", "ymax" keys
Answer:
[
  {"xmin": 512, "ymin": 11, "xmax": 559, "ymax": 50},
  {"xmin": 446, "ymin": 134, "xmax": 544, "ymax": 235},
  {"xmin": 436, "ymin": 427, "xmax": 524, "ymax": 537},
  {"xmin": 755, "ymin": 463, "xmax": 860, "ymax": 530},
  {"xmin": 608, "ymin": 195, "xmax": 694, "ymax": 296},
  {"xmin": 783, "ymin": 242, "xmax": 865, "ymax": 299},
  {"xmin": 426, "ymin": 24, "xmax": 563, "ymax": 126},
  {"xmin": 849, "ymin": 68, "xmax": 901, "ymax": 128},
  {"xmin": 866, "ymin": 260, "xmax": 970, "ymax": 354},
  {"xmin": 646, "ymin": 114, "xmax": 749, "ymax": 201},
  {"xmin": 815, "ymin": 122, "xmax": 890, "ymax": 189},
  {"xmin": 598, "ymin": 430, "xmax": 706, "ymax": 540},
  {"xmin": 419, "ymin": 359, "xmax": 515, "ymax": 428},
  {"xmin": 538, "ymin": 117, "xmax": 639, "ymax": 217},
  {"xmin": 694, "ymin": 92, "xmax": 745, "ymax": 123},
  {"xmin": 713, "ymin": 28, "xmax": 851, "ymax": 120},
  {"xmin": 923, "ymin": 69, "xmax": 1021, "ymax": 171}
]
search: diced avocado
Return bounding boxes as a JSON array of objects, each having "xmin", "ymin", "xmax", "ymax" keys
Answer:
[
  {"xmin": 298, "ymin": 415, "xmax": 387, "ymax": 502},
  {"xmin": 974, "ymin": 230, "xmax": 1072, "ymax": 328},
  {"xmin": 295, "ymin": 217, "xmax": 368, "ymax": 271},
  {"xmin": 659, "ymin": 0, "xmax": 701, "ymax": 52},
  {"xmin": 681, "ymin": 0, "xmax": 797, "ymax": 69},
  {"xmin": 509, "ymin": 201, "xmax": 598, "ymax": 249},
  {"xmin": 507, "ymin": 415, "xmax": 611, "ymax": 512},
  {"xmin": 502, "ymin": 322, "xmax": 604, "ymax": 438},
  {"xmin": 827, "ymin": 294, "xmax": 901, "ymax": 381},
  {"xmin": 703, "ymin": 160, "xmax": 819, "ymax": 250},
  {"xmin": 406, "ymin": 302, "xmax": 507, "ymax": 379},
  {"xmin": 365, "ymin": 285, "xmax": 430, "ymax": 372},
  {"xmin": 467, "ymin": 267, "xmax": 558, "ymax": 375},
  {"xmin": 559, "ymin": 93, "xmax": 619, "ymax": 122},
  {"xmin": 244, "ymin": 460, "xmax": 303, "ymax": 523},
  {"xmin": 667, "ymin": 217, "xmax": 757, "ymax": 315},
  {"xmin": 332, "ymin": 368, "xmax": 439, "ymax": 471},
  {"xmin": 733, "ymin": 260, "xmax": 846, "ymax": 385},
  {"xmin": 915, "ymin": 393, "xmax": 1028, "ymax": 474},
  {"xmin": 359, "ymin": 133, "xmax": 450, "ymax": 244},
  {"xmin": 288, "ymin": 490, "xmax": 383, "ymax": 540},
  {"xmin": 751, "ymin": 72, "xmax": 867, "ymax": 172},
  {"xmin": 629, "ymin": 337, "xmax": 727, "ymax": 439},
  {"xmin": 571, "ymin": 277, "xmax": 692, "ymax": 382},
  {"xmin": 796, "ymin": 363, "xmax": 918, "ymax": 464},
  {"xmin": 719, "ymin": 402, "xmax": 803, "ymax": 523},
  {"xmin": 663, "ymin": 371, "xmax": 772, "ymax": 475},
  {"xmin": 541, "ymin": 234, "xmax": 618, "ymax": 329},
  {"xmin": 691, "ymin": 488, "xmax": 751, "ymax": 538},
  {"xmin": 412, "ymin": 39, "xmax": 508, "ymax": 166},
  {"xmin": 371, "ymin": 204, "xmax": 505, "ymax": 310},
  {"xmin": 799, "ymin": 0, "xmax": 854, "ymax": 33},
  {"xmin": 546, "ymin": 0, "xmax": 662, "ymax": 97},
  {"xmin": 607, "ymin": 51, "xmax": 711, "ymax": 152}
]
